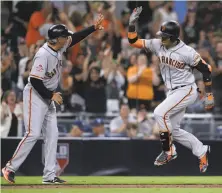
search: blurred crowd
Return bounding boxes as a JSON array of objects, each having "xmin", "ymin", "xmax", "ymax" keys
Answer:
[{"xmin": 1, "ymin": 1, "xmax": 222, "ymax": 138}]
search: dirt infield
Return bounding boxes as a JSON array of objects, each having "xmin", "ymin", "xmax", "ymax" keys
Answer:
[{"xmin": 2, "ymin": 184, "xmax": 222, "ymax": 189}]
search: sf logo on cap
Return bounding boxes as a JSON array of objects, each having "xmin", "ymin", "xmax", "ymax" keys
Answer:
[{"xmin": 161, "ymin": 25, "xmax": 166, "ymax": 32}]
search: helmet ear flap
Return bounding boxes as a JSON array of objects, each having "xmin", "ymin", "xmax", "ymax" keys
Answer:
[{"xmin": 48, "ymin": 38, "xmax": 57, "ymax": 44}]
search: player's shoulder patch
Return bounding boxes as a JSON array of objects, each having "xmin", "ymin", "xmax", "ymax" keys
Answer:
[
  {"xmin": 193, "ymin": 53, "xmax": 201, "ymax": 66},
  {"xmin": 35, "ymin": 64, "xmax": 44, "ymax": 72}
]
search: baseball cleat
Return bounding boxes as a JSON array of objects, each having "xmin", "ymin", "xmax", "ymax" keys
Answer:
[
  {"xmin": 1, "ymin": 167, "xmax": 15, "ymax": 184},
  {"xmin": 199, "ymin": 146, "xmax": 210, "ymax": 173},
  {"xmin": 42, "ymin": 177, "xmax": 66, "ymax": 184},
  {"xmin": 154, "ymin": 151, "xmax": 177, "ymax": 166}
]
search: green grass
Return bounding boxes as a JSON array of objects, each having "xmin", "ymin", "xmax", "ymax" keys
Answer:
[
  {"xmin": 1, "ymin": 189, "xmax": 222, "ymax": 193},
  {"xmin": 1, "ymin": 176, "xmax": 222, "ymax": 185},
  {"xmin": 2, "ymin": 177, "xmax": 222, "ymax": 193}
]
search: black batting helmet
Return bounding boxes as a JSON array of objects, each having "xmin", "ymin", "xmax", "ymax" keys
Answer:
[
  {"xmin": 156, "ymin": 20, "xmax": 180, "ymax": 40},
  {"xmin": 48, "ymin": 24, "xmax": 72, "ymax": 40}
]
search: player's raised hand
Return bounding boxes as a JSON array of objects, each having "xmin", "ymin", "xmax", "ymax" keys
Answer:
[
  {"xmin": 204, "ymin": 93, "xmax": 214, "ymax": 110},
  {"xmin": 94, "ymin": 14, "xmax": 104, "ymax": 30},
  {"xmin": 129, "ymin": 6, "xmax": 143, "ymax": 25},
  {"xmin": 52, "ymin": 92, "xmax": 63, "ymax": 105}
]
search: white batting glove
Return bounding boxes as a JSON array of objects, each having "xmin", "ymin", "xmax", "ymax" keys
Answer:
[{"xmin": 129, "ymin": 6, "xmax": 143, "ymax": 26}]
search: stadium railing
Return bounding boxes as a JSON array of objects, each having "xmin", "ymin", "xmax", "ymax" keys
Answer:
[{"xmin": 14, "ymin": 112, "xmax": 222, "ymax": 140}]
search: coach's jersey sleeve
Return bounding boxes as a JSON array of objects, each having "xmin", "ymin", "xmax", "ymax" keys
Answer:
[
  {"xmin": 29, "ymin": 55, "xmax": 47, "ymax": 80},
  {"xmin": 186, "ymin": 47, "xmax": 202, "ymax": 67},
  {"xmin": 144, "ymin": 39, "xmax": 162, "ymax": 55}
]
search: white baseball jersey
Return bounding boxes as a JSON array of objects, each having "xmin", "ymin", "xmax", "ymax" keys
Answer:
[
  {"xmin": 28, "ymin": 42, "xmax": 70, "ymax": 91},
  {"xmin": 144, "ymin": 39, "xmax": 201, "ymax": 90},
  {"xmin": 148, "ymin": 39, "xmax": 208, "ymax": 159},
  {"xmin": 6, "ymin": 40, "xmax": 71, "ymax": 181}
]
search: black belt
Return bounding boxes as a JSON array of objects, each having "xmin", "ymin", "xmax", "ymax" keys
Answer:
[{"xmin": 172, "ymin": 85, "xmax": 186, "ymax": 90}]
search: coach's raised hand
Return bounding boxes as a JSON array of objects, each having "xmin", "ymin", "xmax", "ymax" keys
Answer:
[
  {"xmin": 129, "ymin": 6, "xmax": 143, "ymax": 25},
  {"xmin": 52, "ymin": 92, "xmax": 63, "ymax": 105},
  {"xmin": 94, "ymin": 14, "xmax": 104, "ymax": 30}
]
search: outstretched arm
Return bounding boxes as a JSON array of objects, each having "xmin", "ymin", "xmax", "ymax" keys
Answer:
[
  {"xmin": 68, "ymin": 14, "xmax": 104, "ymax": 48},
  {"xmin": 194, "ymin": 59, "xmax": 214, "ymax": 110},
  {"xmin": 128, "ymin": 7, "xmax": 145, "ymax": 49}
]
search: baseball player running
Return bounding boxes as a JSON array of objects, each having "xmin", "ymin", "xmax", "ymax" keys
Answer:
[
  {"xmin": 2, "ymin": 14, "xmax": 104, "ymax": 184},
  {"xmin": 128, "ymin": 7, "xmax": 214, "ymax": 173}
]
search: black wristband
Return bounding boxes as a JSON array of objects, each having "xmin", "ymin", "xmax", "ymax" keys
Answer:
[
  {"xmin": 128, "ymin": 36, "xmax": 138, "ymax": 44},
  {"xmin": 128, "ymin": 25, "xmax": 136, "ymax": 32},
  {"xmin": 195, "ymin": 60, "xmax": 212, "ymax": 83}
]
